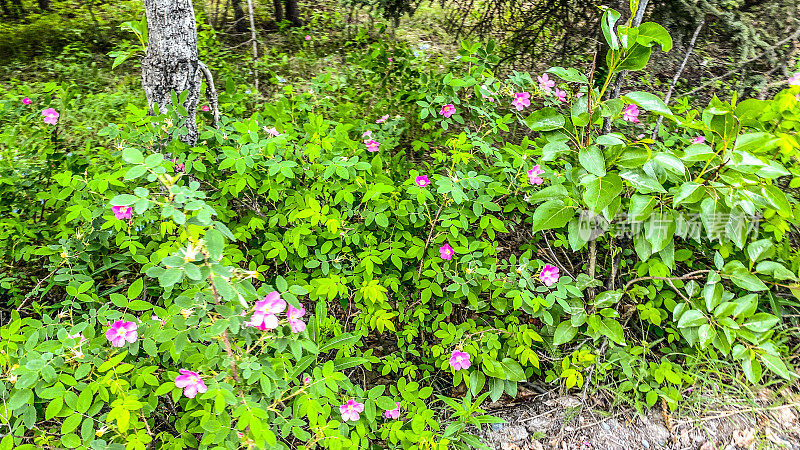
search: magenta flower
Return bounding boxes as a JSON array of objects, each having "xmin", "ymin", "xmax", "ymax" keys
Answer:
[
  {"xmin": 528, "ymin": 165, "xmax": 544, "ymax": 185},
  {"xmin": 555, "ymin": 89, "xmax": 568, "ymax": 103},
  {"xmin": 22, "ymin": 97, "xmax": 31, "ymax": 105},
  {"xmin": 264, "ymin": 126, "xmax": 280, "ymax": 137},
  {"xmin": 415, "ymin": 175, "xmax": 430, "ymax": 187},
  {"xmin": 480, "ymin": 85, "xmax": 495, "ymax": 102},
  {"xmin": 512, "ymin": 92, "xmax": 531, "ymax": 111},
  {"xmin": 365, "ymin": 139, "xmax": 380, "ymax": 152},
  {"xmin": 201, "ymin": 105, "xmax": 210, "ymax": 112},
  {"xmin": 538, "ymin": 73, "xmax": 555, "ymax": 92},
  {"xmin": 105, "ymin": 320, "xmax": 138, "ymax": 347},
  {"xmin": 362, "ymin": 130, "xmax": 372, "ymax": 138},
  {"xmin": 174, "ymin": 369, "xmax": 208, "ymax": 399},
  {"xmin": 287, "ymin": 303, "xmax": 307, "ymax": 333},
  {"xmin": 439, "ymin": 243, "xmax": 454, "ymax": 260},
  {"xmin": 449, "ymin": 350, "xmax": 471, "ymax": 370},
  {"xmin": 339, "ymin": 399, "xmax": 365, "ymax": 422},
  {"xmin": 246, "ymin": 291, "xmax": 286, "ymax": 331},
  {"xmin": 692, "ymin": 136, "xmax": 705, "ymax": 144},
  {"xmin": 439, "ymin": 104, "xmax": 455, "ymax": 118},
  {"xmin": 376, "ymin": 114, "xmax": 389, "ymax": 124},
  {"xmin": 539, "ymin": 264, "xmax": 560, "ymax": 287},
  {"xmin": 305, "ymin": 35, "xmax": 311, "ymax": 40},
  {"xmin": 42, "ymin": 108, "xmax": 59, "ymax": 125},
  {"xmin": 622, "ymin": 104, "xmax": 640, "ymax": 123},
  {"xmin": 384, "ymin": 402, "xmax": 401, "ymax": 419},
  {"xmin": 789, "ymin": 73, "xmax": 800, "ymax": 86},
  {"xmin": 112, "ymin": 205, "xmax": 132, "ymax": 220},
  {"xmin": 303, "ymin": 376, "xmax": 312, "ymax": 385},
  {"xmin": 388, "ymin": 57, "xmax": 393, "ymax": 62}
]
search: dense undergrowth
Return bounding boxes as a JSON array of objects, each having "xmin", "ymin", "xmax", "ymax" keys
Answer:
[{"xmin": 1, "ymin": 1, "xmax": 799, "ymax": 449}]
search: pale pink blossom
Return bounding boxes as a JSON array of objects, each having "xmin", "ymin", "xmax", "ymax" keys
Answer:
[
  {"xmin": 528, "ymin": 165, "xmax": 544, "ymax": 185},
  {"xmin": 105, "ymin": 320, "xmax": 138, "ymax": 347},
  {"xmin": 151, "ymin": 314, "xmax": 166, "ymax": 326},
  {"xmin": 340, "ymin": 399, "xmax": 365, "ymax": 422},
  {"xmin": 439, "ymin": 104, "xmax": 455, "ymax": 118},
  {"xmin": 112, "ymin": 205, "xmax": 132, "ymax": 220},
  {"xmin": 555, "ymin": 89, "xmax": 568, "ymax": 103},
  {"xmin": 264, "ymin": 127, "xmax": 281, "ymax": 137},
  {"xmin": 246, "ymin": 291, "xmax": 286, "ymax": 330},
  {"xmin": 287, "ymin": 304, "xmax": 307, "ymax": 333},
  {"xmin": 174, "ymin": 369, "xmax": 207, "ymax": 398},
  {"xmin": 305, "ymin": 35, "xmax": 311, "ymax": 41},
  {"xmin": 538, "ymin": 73, "xmax": 555, "ymax": 92},
  {"xmin": 303, "ymin": 376, "xmax": 311, "ymax": 385},
  {"xmin": 449, "ymin": 350, "xmax": 471, "ymax": 370},
  {"xmin": 376, "ymin": 114, "xmax": 389, "ymax": 124},
  {"xmin": 539, "ymin": 264, "xmax": 560, "ymax": 287},
  {"xmin": 622, "ymin": 104, "xmax": 640, "ymax": 123},
  {"xmin": 415, "ymin": 175, "xmax": 430, "ymax": 187},
  {"xmin": 42, "ymin": 108, "xmax": 59, "ymax": 125},
  {"xmin": 439, "ymin": 243, "xmax": 454, "ymax": 260},
  {"xmin": 692, "ymin": 136, "xmax": 705, "ymax": 144},
  {"xmin": 365, "ymin": 139, "xmax": 380, "ymax": 152},
  {"xmin": 362, "ymin": 130, "xmax": 372, "ymax": 138},
  {"xmin": 67, "ymin": 333, "xmax": 87, "ymax": 344},
  {"xmin": 512, "ymin": 92, "xmax": 531, "ymax": 111},
  {"xmin": 384, "ymin": 402, "xmax": 401, "ymax": 419},
  {"xmin": 788, "ymin": 73, "xmax": 800, "ymax": 86}
]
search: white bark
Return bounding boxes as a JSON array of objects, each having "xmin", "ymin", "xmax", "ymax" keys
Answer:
[{"xmin": 141, "ymin": 0, "xmax": 203, "ymax": 144}]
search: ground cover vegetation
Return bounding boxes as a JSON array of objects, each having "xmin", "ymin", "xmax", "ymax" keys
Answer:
[{"xmin": 0, "ymin": 0, "xmax": 799, "ymax": 448}]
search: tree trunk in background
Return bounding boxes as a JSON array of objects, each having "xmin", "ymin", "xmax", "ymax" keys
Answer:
[
  {"xmin": 10, "ymin": 0, "xmax": 24, "ymax": 17},
  {"xmin": 37, "ymin": 0, "xmax": 49, "ymax": 11},
  {"xmin": 141, "ymin": 0, "xmax": 202, "ymax": 145},
  {"xmin": 232, "ymin": 0, "xmax": 248, "ymax": 33},
  {"xmin": 273, "ymin": 0, "xmax": 283, "ymax": 23},
  {"xmin": 284, "ymin": 0, "xmax": 302, "ymax": 27}
]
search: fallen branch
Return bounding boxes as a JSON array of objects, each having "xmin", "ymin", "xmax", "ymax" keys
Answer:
[{"xmin": 198, "ymin": 61, "xmax": 220, "ymax": 128}]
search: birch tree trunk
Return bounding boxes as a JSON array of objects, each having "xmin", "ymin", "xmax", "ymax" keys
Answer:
[{"xmin": 141, "ymin": 0, "xmax": 203, "ymax": 145}]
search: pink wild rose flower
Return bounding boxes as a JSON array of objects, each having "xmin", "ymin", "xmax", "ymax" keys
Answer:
[
  {"xmin": 305, "ymin": 35, "xmax": 311, "ymax": 40},
  {"xmin": 174, "ymin": 369, "xmax": 208, "ymax": 398},
  {"xmin": 528, "ymin": 165, "xmax": 545, "ymax": 185},
  {"xmin": 105, "ymin": 320, "xmax": 138, "ymax": 347},
  {"xmin": 67, "ymin": 333, "xmax": 87, "ymax": 344},
  {"xmin": 246, "ymin": 291, "xmax": 286, "ymax": 330},
  {"xmin": 539, "ymin": 264, "xmax": 560, "ymax": 287},
  {"xmin": 264, "ymin": 127, "xmax": 281, "ymax": 137},
  {"xmin": 376, "ymin": 114, "xmax": 389, "ymax": 124},
  {"xmin": 512, "ymin": 92, "xmax": 531, "ymax": 111},
  {"xmin": 287, "ymin": 303, "xmax": 307, "ymax": 333},
  {"xmin": 22, "ymin": 97, "xmax": 31, "ymax": 105},
  {"xmin": 537, "ymin": 73, "xmax": 555, "ymax": 92},
  {"xmin": 112, "ymin": 205, "xmax": 132, "ymax": 220},
  {"xmin": 365, "ymin": 139, "xmax": 380, "ymax": 152},
  {"xmin": 415, "ymin": 175, "xmax": 430, "ymax": 187},
  {"xmin": 362, "ymin": 130, "xmax": 372, "ymax": 138},
  {"xmin": 340, "ymin": 399, "xmax": 365, "ymax": 422},
  {"xmin": 42, "ymin": 108, "xmax": 59, "ymax": 125},
  {"xmin": 788, "ymin": 73, "xmax": 800, "ymax": 86},
  {"xmin": 449, "ymin": 350, "xmax": 471, "ymax": 370},
  {"xmin": 439, "ymin": 243, "xmax": 454, "ymax": 260},
  {"xmin": 384, "ymin": 402, "xmax": 401, "ymax": 419},
  {"xmin": 622, "ymin": 104, "xmax": 640, "ymax": 123},
  {"xmin": 555, "ymin": 89, "xmax": 568, "ymax": 103},
  {"xmin": 439, "ymin": 104, "xmax": 455, "ymax": 118},
  {"xmin": 692, "ymin": 136, "xmax": 706, "ymax": 144},
  {"xmin": 201, "ymin": 105, "xmax": 210, "ymax": 112}
]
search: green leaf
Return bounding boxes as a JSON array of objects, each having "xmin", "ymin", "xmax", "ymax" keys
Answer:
[
  {"xmin": 110, "ymin": 194, "xmax": 139, "ymax": 206},
  {"xmin": 722, "ymin": 260, "xmax": 767, "ymax": 292},
  {"xmin": 319, "ymin": 333, "xmax": 360, "ymax": 354},
  {"xmin": 121, "ymin": 147, "xmax": 144, "ymax": 164},
  {"xmin": 636, "ymin": 22, "xmax": 673, "ymax": 52},
  {"xmin": 578, "ymin": 146, "xmax": 606, "ymax": 176},
  {"xmin": 742, "ymin": 313, "xmax": 779, "ymax": 333},
  {"xmin": 546, "ymin": 67, "xmax": 589, "ymax": 83},
  {"xmin": 45, "ymin": 396, "xmax": 63, "ymax": 420},
  {"xmin": 600, "ymin": 317, "xmax": 625, "ymax": 344},
  {"xmin": 601, "ymin": 9, "xmax": 621, "ymax": 50},
  {"xmin": 677, "ymin": 310, "xmax": 706, "ymax": 328},
  {"xmin": 531, "ymin": 199, "xmax": 576, "ymax": 233},
  {"xmin": 61, "ymin": 414, "xmax": 83, "ymax": 435},
  {"xmin": 582, "ymin": 173, "xmax": 623, "ymax": 214},
  {"xmin": 616, "ymin": 44, "xmax": 652, "ymax": 71},
  {"xmin": 673, "ymin": 182, "xmax": 704, "ymax": 206},
  {"xmin": 622, "ymin": 91, "xmax": 673, "ymax": 117},
  {"xmin": 205, "ymin": 228, "xmax": 225, "ymax": 261},
  {"xmin": 158, "ymin": 268, "xmax": 183, "ymax": 288},
  {"xmin": 620, "ymin": 169, "xmax": 666, "ymax": 194},
  {"xmin": 524, "ymin": 107, "xmax": 566, "ymax": 131},
  {"xmin": 758, "ymin": 352, "xmax": 791, "ymax": 379},
  {"xmin": 127, "ymin": 278, "xmax": 143, "ymax": 300},
  {"xmin": 553, "ymin": 321, "xmax": 577, "ymax": 346}
]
